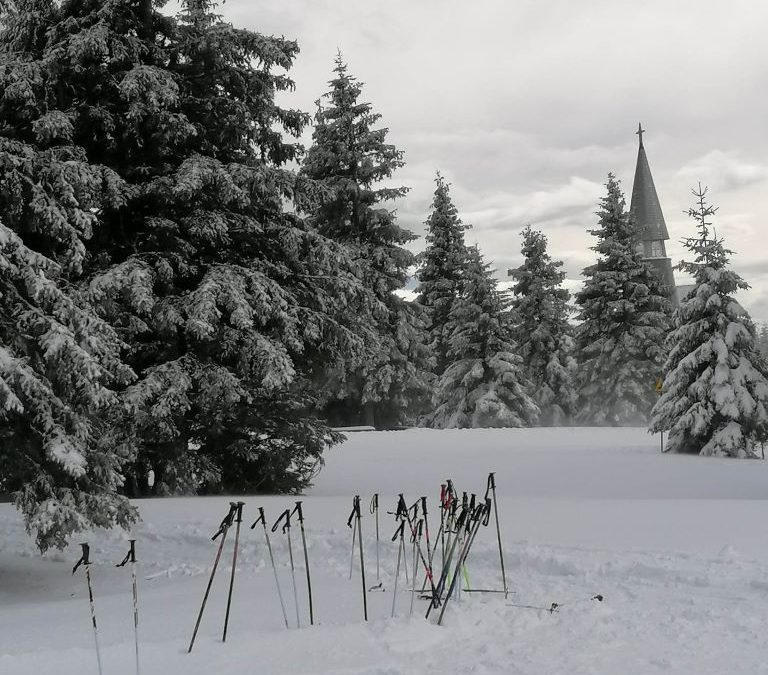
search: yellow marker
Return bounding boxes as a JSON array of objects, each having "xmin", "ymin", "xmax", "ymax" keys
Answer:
[{"xmin": 655, "ymin": 377, "xmax": 663, "ymax": 394}]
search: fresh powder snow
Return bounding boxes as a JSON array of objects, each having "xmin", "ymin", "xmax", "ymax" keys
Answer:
[{"xmin": 1, "ymin": 427, "xmax": 768, "ymax": 674}]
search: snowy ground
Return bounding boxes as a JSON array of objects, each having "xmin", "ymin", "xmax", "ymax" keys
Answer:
[{"xmin": 2, "ymin": 427, "xmax": 768, "ymax": 675}]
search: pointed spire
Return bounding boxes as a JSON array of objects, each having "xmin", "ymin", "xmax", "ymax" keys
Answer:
[{"xmin": 630, "ymin": 124, "xmax": 668, "ymax": 241}]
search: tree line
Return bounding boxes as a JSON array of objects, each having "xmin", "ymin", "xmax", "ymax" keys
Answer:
[{"xmin": 1, "ymin": 1, "xmax": 766, "ymax": 551}]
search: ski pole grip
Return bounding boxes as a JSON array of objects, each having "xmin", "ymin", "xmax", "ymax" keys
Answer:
[
  {"xmin": 116, "ymin": 540, "xmax": 136, "ymax": 567},
  {"xmin": 212, "ymin": 503, "xmax": 238, "ymax": 540},
  {"xmin": 251, "ymin": 506, "xmax": 266, "ymax": 529},
  {"xmin": 271, "ymin": 509, "xmax": 289, "ymax": 533},
  {"xmin": 72, "ymin": 543, "xmax": 90, "ymax": 574},
  {"xmin": 370, "ymin": 493, "xmax": 378, "ymax": 514},
  {"xmin": 292, "ymin": 501, "xmax": 304, "ymax": 523},
  {"xmin": 483, "ymin": 497, "xmax": 492, "ymax": 526},
  {"xmin": 421, "ymin": 496, "xmax": 427, "ymax": 516},
  {"xmin": 232, "ymin": 501, "xmax": 245, "ymax": 523}
]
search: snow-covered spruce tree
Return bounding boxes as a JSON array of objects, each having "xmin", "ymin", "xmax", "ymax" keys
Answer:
[
  {"xmin": 0, "ymin": 0, "xmax": 137, "ymax": 550},
  {"xmin": 574, "ymin": 174, "xmax": 671, "ymax": 425},
  {"xmin": 415, "ymin": 173, "xmax": 471, "ymax": 374},
  {"xmin": 650, "ymin": 186, "xmax": 768, "ymax": 456},
  {"xmin": 509, "ymin": 226, "xmax": 577, "ymax": 425},
  {"xmin": 300, "ymin": 55, "xmax": 430, "ymax": 427},
  {"xmin": 0, "ymin": 0, "xmax": 376, "ymax": 513},
  {"xmin": 427, "ymin": 246, "xmax": 539, "ymax": 428}
]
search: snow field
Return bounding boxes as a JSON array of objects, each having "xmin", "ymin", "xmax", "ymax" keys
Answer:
[{"xmin": 1, "ymin": 427, "xmax": 768, "ymax": 674}]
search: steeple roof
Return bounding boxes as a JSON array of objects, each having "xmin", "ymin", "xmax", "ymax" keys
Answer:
[{"xmin": 630, "ymin": 123, "xmax": 669, "ymax": 241}]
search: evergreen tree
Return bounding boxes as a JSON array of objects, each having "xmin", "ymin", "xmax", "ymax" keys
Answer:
[
  {"xmin": 0, "ymin": 0, "xmax": 375, "ymax": 547},
  {"xmin": 509, "ymin": 226, "xmax": 576, "ymax": 425},
  {"xmin": 428, "ymin": 246, "xmax": 538, "ymax": 428},
  {"xmin": 574, "ymin": 174, "xmax": 671, "ymax": 425},
  {"xmin": 758, "ymin": 323, "xmax": 768, "ymax": 361},
  {"xmin": 0, "ymin": 0, "xmax": 139, "ymax": 550},
  {"xmin": 416, "ymin": 173, "xmax": 471, "ymax": 374},
  {"xmin": 300, "ymin": 55, "xmax": 429, "ymax": 427},
  {"xmin": 650, "ymin": 186, "xmax": 768, "ymax": 457}
]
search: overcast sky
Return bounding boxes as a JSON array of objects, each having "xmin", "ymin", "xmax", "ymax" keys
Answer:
[{"xmin": 207, "ymin": 0, "xmax": 768, "ymax": 321}]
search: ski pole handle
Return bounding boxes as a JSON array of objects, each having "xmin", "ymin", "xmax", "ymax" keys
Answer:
[
  {"xmin": 292, "ymin": 501, "xmax": 304, "ymax": 523},
  {"xmin": 482, "ymin": 497, "xmax": 492, "ymax": 526},
  {"xmin": 212, "ymin": 503, "xmax": 238, "ymax": 540},
  {"xmin": 231, "ymin": 501, "xmax": 245, "ymax": 523},
  {"xmin": 421, "ymin": 496, "xmax": 427, "ymax": 517},
  {"xmin": 116, "ymin": 540, "xmax": 136, "ymax": 567},
  {"xmin": 347, "ymin": 495, "xmax": 360, "ymax": 528},
  {"xmin": 369, "ymin": 493, "xmax": 378, "ymax": 514},
  {"xmin": 395, "ymin": 494, "xmax": 407, "ymax": 519},
  {"xmin": 271, "ymin": 509, "xmax": 290, "ymax": 533},
  {"xmin": 72, "ymin": 543, "xmax": 91, "ymax": 574},
  {"xmin": 251, "ymin": 506, "xmax": 266, "ymax": 529},
  {"xmin": 469, "ymin": 493, "xmax": 476, "ymax": 511},
  {"xmin": 486, "ymin": 472, "xmax": 496, "ymax": 498}
]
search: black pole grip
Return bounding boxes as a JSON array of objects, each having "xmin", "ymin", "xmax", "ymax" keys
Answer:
[
  {"xmin": 292, "ymin": 501, "xmax": 304, "ymax": 523},
  {"xmin": 391, "ymin": 520, "xmax": 405, "ymax": 541},
  {"xmin": 396, "ymin": 494, "xmax": 407, "ymax": 519},
  {"xmin": 271, "ymin": 508, "xmax": 290, "ymax": 533},
  {"xmin": 369, "ymin": 493, "xmax": 378, "ymax": 514},
  {"xmin": 72, "ymin": 543, "xmax": 90, "ymax": 574},
  {"xmin": 116, "ymin": 540, "xmax": 136, "ymax": 567},
  {"xmin": 347, "ymin": 496, "xmax": 359, "ymax": 528},
  {"xmin": 250, "ymin": 506, "xmax": 266, "ymax": 529},
  {"xmin": 482, "ymin": 497, "xmax": 492, "ymax": 526},
  {"xmin": 420, "ymin": 496, "xmax": 427, "ymax": 517},
  {"xmin": 232, "ymin": 501, "xmax": 245, "ymax": 523},
  {"xmin": 212, "ymin": 503, "xmax": 238, "ymax": 540}
]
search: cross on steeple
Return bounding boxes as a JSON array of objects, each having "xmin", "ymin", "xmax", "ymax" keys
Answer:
[{"xmin": 636, "ymin": 123, "xmax": 645, "ymax": 148}]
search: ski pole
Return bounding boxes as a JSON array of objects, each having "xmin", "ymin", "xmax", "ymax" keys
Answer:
[
  {"xmin": 273, "ymin": 509, "xmax": 301, "ymax": 628},
  {"xmin": 390, "ymin": 520, "xmax": 405, "ymax": 617},
  {"xmin": 292, "ymin": 501, "xmax": 314, "ymax": 626},
  {"xmin": 223, "ymin": 501, "xmax": 244, "ymax": 642},
  {"xmin": 251, "ymin": 507, "xmax": 289, "ymax": 629},
  {"xmin": 73, "ymin": 543, "xmax": 103, "ymax": 675},
  {"xmin": 437, "ymin": 499, "xmax": 490, "ymax": 626},
  {"xmin": 116, "ymin": 540, "xmax": 140, "ymax": 675},
  {"xmin": 350, "ymin": 496, "xmax": 367, "ymax": 621},
  {"xmin": 421, "ymin": 497, "xmax": 433, "ymax": 580},
  {"xmin": 370, "ymin": 493, "xmax": 380, "ymax": 582},
  {"xmin": 347, "ymin": 501, "xmax": 358, "ymax": 580},
  {"xmin": 396, "ymin": 494, "xmax": 438, "ymax": 608},
  {"xmin": 485, "ymin": 472, "xmax": 508, "ymax": 597},
  {"xmin": 409, "ymin": 519, "xmax": 423, "ymax": 617},
  {"xmin": 425, "ymin": 503, "xmax": 468, "ymax": 619},
  {"xmin": 188, "ymin": 503, "xmax": 237, "ymax": 653}
]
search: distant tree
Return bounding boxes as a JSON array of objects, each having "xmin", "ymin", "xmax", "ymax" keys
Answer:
[
  {"xmin": 428, "ymin": 246, "xmax": 539, "ymax": 428},
  {"xmin": 650, "ymin": 186, "xmax": 768, "ymax": 456},
  {"xmin": 509, "ymin": 226, "xmax": 577, "ymax": 425},
  {"xmin": 416, "ymin": 173, "xmax": 471, "ymax": 374},
  {"xmin": 575, "ymin": 174, "xmax": 671, "ymax": 425},
  {"xmin": 301, "ymin": 54, "xmax": 430, "ymax": 427}
]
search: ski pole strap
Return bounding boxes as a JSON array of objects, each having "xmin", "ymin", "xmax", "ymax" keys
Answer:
[
  {"xmin": 116, "ymin": 540, "xmax": 136, "ymax": 567},
  {"xmin": 347, "ymin": 495, "xmax": 361, "ymax": 528},
  {"xmin": 395, "ymin": 494, "xmax": 407, "ymax": 519},
  {"xmin": 411, "ymin": 519, "xmax": 423, "ymax": 542},
  {"xmin": 482, "ymin": 497, "xmax": 492, "ymax": 526},
  {"xmin": 232, "ymin": 501, "xmax": 244, "ymax": 523},
  {"xmin": 250, "ymin": 506, "xmax": 266, "ymax": 529},
  {"xmin": 271, "ymin": 508, "xmax": 290, "ymax": 534},
  {"xmin": 409, "ymin": 498, "xmax": 419, "ymax": 520},
  {"xmin": 485, "ymin": 472, "xmax": 496, "ymax": 499},
  {"xmin": 369, "ymin": 493, "xmax": 378, "ymax": 514},
  {"xmin": 291, "ymin": 501, "xmax": 304, "ymax": 523},
  {"xmin": 72, "ymin": 543, "xmax": 90, "ymax": 575},
  {"xmin": 212, "ymin": 503, "xmax": 238, "ymax": 540},
  {"xmin": 391, "ymin": 520, "xmax": 405, "ymax": 542}
]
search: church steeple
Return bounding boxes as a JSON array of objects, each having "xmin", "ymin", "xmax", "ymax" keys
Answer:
[{"xmin": 629, "ymin": 124, "xmax": 677, "ymax": 304}]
